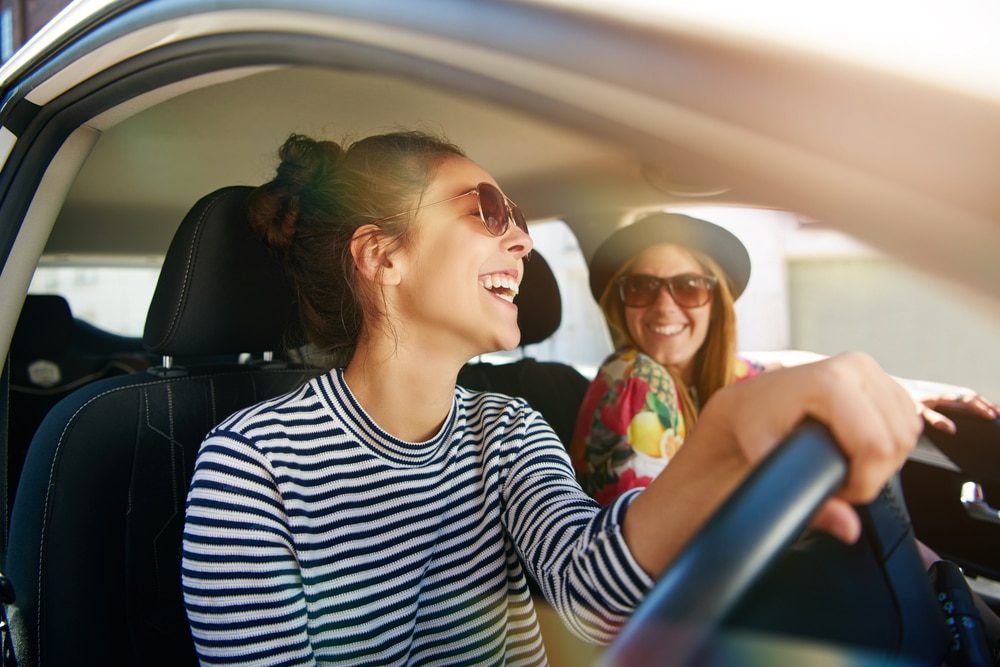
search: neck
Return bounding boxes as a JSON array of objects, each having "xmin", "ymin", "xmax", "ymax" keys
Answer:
[
  {"xmin": 660, "ymin": 352, "xmax": 695, "ymax": 387},
  {"xmin": 343, "ymin": 332, "xmax": 465, "ymax": 442}
]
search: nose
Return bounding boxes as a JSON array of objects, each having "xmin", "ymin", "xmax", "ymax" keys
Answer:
[
  {"xmin": 503, "ymin": 222, "xmax": 533, "ymax": 261},
  {"xmin": 651, "ymin": 283, "xmax": 680, "ymax": 310}
]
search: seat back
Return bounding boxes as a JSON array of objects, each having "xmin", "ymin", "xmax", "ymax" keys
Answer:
[
  {"xmin": 458, "ymin": 251, "xmax": 588, "ymax": 447},
  {"xmin": 5, "ymin": 186, "xmax": 317, "ymax": 667},
  {"xmin": 7, "ymin": 295, "xmax": 150, "ymax": 513}
]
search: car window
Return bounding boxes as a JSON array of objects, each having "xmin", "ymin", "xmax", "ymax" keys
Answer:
[
  {"xmin": 670, "ymin": 205, "xmax": 1000, "ymax": 401},
  {"xmin": 524, "ymin": 220, "xmax": 615, "ymax": 373},
  {"xmin": 25, "ymin": 211, "xmax": 1000, "ymax": 405},
  {"xmin": 27, "ymin": 261, "xmax": 161, "ymax": 336},
  {"xmin": 788, "ymin": 253, "xmax": 1000, "ymax": 399},
  {"xmin": 497, "ymin": 208, "xmax": 1000, "ymax": 402}
]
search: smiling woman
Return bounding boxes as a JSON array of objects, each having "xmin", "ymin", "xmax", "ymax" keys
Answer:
[
  {"xmin": 571, "ymin": 213, "xmax": 764, "ymax": 504},
  {"xmin": 181, "ymin": 131, "xmax": 650, "ymax": 666},
  {"xmin": 180, "ymin": 131, "xmax": 649, "ymax": 665}
]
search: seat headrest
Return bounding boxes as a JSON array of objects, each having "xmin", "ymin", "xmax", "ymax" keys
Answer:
[
  {"xmin": 517, "ymin": 251, "xmax": 561, "ymax": 346},
  {"xmin": 144, "ymin": 186, "xmax": 559, "ymax": 355},
  {"xmin": 12, "ymin": 294, "xmax": 74, "ymax": 358},
  {"xmin": 143, "ymin": 186, "xmax": 299, "ymax": 357}
]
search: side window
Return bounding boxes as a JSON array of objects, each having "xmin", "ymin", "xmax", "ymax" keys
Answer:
[
  {"xmin": 496, "ymin": 206, "xmax": 1000, "ymax": 403},
  {"xmin": 482, "ymin": 220, "xmax": 612, "ymax": 376},
  {"xmin": 524, "ymin": 221, "xmax": 613, "ymax": 374},
  {"xmin": 28, "ymin": 262, "xmax": 162, "ymax": 336},
  {"xmin": 670, "ymin": 205, "xmax": 1000, "ymax": 401}
]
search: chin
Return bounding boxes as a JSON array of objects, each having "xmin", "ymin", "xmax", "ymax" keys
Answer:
[
  {"xmin": 493, "ymin": 339, "xmax": 521, "ymax": 353},
  {"xmin": 491, "ymin": 329, "xmax": 522, "ymax": 353}
]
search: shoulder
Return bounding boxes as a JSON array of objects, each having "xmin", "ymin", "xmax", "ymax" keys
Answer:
[
  {"xmin": 208, "ymin": 377, "xmax": 320, "ymax": 444},
  {"xmin": 194, "ymin": 378, "xmax": 332, "ymax": 484},
  {"xmin": 582, "ymin": 349, "xmax": 680, "ymax": 413},
  {"xmin": 456, "ymin": 385, "xmax": 559, "ymax": 444},
  {"xmin": 595, "ymin": 348, "xmax": 673, "ymax": 383},
  {"xmin": 596, "ymin": 347, "xmax": 639, "ymax": 382},
  {"xmin": 632, "ymin": 351, "xmax": 676, "ymax": 383},
  {"xmin": 456, "ymin": 385, "xmax": 541, "ymax": 425}
]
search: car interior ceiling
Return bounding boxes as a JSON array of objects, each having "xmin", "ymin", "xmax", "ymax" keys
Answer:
[{"xmin": 45, "ymin": 65, "xmax": 674, "ymax": 261}]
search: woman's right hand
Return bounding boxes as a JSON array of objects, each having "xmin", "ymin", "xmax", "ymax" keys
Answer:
[
  {"xmin": 699, "ymin": 351, "xmax": 922, "ymax": 543},
  {"xmin": 623, "ymin": 351, "xmax": 921, "ymax": 575}
]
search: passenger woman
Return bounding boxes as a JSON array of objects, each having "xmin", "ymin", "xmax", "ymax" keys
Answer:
[{"xmin": 573, "ymin": 212, "xmax": 997, "ymax": 505}]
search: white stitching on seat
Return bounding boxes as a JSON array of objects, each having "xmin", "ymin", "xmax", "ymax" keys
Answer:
[
  {"xmin": 31, "ymin": 368, "xmax": 309, "ymax": 656},
  {"xmin": 149, "ymin": 191, "xmax": 227, "ymax": 350}
]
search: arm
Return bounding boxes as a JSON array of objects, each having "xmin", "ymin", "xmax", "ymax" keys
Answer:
[
  {"xmin": 622, "ymin": 351, "xmax": 922, "ymax": 577},
  {"xmin": 743, "ymin": 349, "xmax": 997, "ymax": 433},
  {"xmin": 182, "ymin": 433, "xmax": 317, "ymax": 667},
  {"xmin": 504, "ymin": 413, "xmax": 653, "ymax": 643}
]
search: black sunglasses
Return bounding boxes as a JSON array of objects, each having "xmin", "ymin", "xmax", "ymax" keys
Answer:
[
  {"xmin": 374, "ymin": 182, "xmax": 528, "ymax": 237},
  {"xmin": 616, "ymin": 272, "xmax": 718, "ymax": 308}
]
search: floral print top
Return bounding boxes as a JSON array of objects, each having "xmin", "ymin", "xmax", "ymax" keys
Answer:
[{"xmin": 570, "ymin": 347, "xmax": 763, "ymax": 506}]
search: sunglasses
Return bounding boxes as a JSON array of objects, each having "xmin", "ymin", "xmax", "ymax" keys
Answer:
[
  {"xmin": 616, "ymin": 272, "xmax": 718, "ymax": 308},
  {"xmin": 374, "ymin": 182, "xmax": 528, "ymax": 238}
]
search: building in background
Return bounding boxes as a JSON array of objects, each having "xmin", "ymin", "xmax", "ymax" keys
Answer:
[{"xmin": 1, "ymin": 0, "xmax": 70, "ymax": 60}]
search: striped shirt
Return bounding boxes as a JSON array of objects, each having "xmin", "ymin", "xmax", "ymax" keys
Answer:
[{"xmin": 182, "ymin": 368, "xmax": 652, "ymax": 666}]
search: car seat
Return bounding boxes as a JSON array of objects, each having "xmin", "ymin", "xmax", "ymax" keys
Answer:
[
  {"xmin": 458, "ymin": 250, "xmax": 589, "ymax": 449},
  {"xmin": 6, "ymin": 295, "xmax": 151, "ymax": 516},
  {"xmin": 4, "ymin": 185, "xmax": 318, "ymax": 667}
]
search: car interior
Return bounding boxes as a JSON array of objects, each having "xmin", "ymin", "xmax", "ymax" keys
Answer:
[
  {"xmin": 7, "ymin": 293, "xmax": 151, "ymax": 506},
  {"xmin": 0, "ymin": 3, "xmax": 998, "ymax": 665},
  {"xmin": 7, "ymin": 185, "xmax": 320, "ymax": 666},
  {"xmin": 5, "ymin": 181, "xmax": 586, "ymax": 665}
]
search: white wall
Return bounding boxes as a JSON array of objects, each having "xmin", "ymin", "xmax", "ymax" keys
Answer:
[
  {"xmin": 789, "ymin": 257, "xmax": 1000, "ymax": 400},
  {"xmin": 669, "ymin": 206, "xmax": 795, "ymax": 352}
]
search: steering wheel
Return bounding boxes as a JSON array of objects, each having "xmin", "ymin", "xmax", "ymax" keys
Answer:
[{"xmin": 601, "ymin": 420, "xmax": 951, "ymax": 666}]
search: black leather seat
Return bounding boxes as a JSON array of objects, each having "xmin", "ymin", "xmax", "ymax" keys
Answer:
[
  {"xmin": 458, "ymin": 251, "xmax": 589, "ymax": 448},
  {"xmin": 5, "ymin": 186, "xmax": 318, "ymax": 667},
  {"xmin": 7, "ymin": 295, "xmax": 151, "ymax": 513}
]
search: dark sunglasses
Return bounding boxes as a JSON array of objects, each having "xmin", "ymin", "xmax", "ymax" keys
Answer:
[
  {"xmin": 616, "ymin": 272, "xmax": 718, "ymax": 308},
  {"xmin": 374, "ymin": 182, "xmax": 528, "ymax": 237}
]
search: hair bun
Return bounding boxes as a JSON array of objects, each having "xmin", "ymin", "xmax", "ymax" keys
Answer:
[
  {"xmin": 246, "ymin": 182, "xmax": 297, "ymax": 249},
  {"xmin": 248, "ymin": 134, "xmax": 343, "ymax": 249},
  {"xmin": 276, "ymin": 134, "xmax": 343, "ymax": 188}
]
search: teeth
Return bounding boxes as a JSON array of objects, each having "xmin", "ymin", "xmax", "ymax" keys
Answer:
[
  {"xmin": 479, "ymin": 273, "xmax": 520, "ymax": 296},
  {"xmin": 653, "ymin": 324, "xmax": 684, "ymax": 336}
]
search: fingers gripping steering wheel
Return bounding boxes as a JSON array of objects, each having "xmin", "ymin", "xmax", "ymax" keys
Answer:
[{"xmin": 601, "ymin": 420, "xmax": 948, "ymax": 666}]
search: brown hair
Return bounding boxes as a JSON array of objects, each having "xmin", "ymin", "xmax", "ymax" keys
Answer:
[
  {"xmin": 598, "ymin": 245, "xmax": 738, "ymax": 426},
  {"xmin": 247, "ymin": 131, "xmax": 465, "ymax": 360}
]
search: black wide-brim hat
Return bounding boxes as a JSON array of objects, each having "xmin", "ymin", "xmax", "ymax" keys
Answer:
[{"xmin": 588, "ymin": 212, "xmax": 751, "ymax": 303}]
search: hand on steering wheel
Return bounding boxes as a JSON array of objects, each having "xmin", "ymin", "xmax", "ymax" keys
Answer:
[{"xmin": 602, "ymin": 421, "xmax": 949, "ymax": 666}]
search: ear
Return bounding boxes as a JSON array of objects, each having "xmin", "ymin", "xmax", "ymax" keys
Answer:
[{"xmin": 350, "ymin": 224, "xmax": 401, "ymax": 286}]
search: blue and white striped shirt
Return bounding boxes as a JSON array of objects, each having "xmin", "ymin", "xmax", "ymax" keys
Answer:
[{"xmin": 182, "ymin": 368, "xmax": 652, "ymax": 666}]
